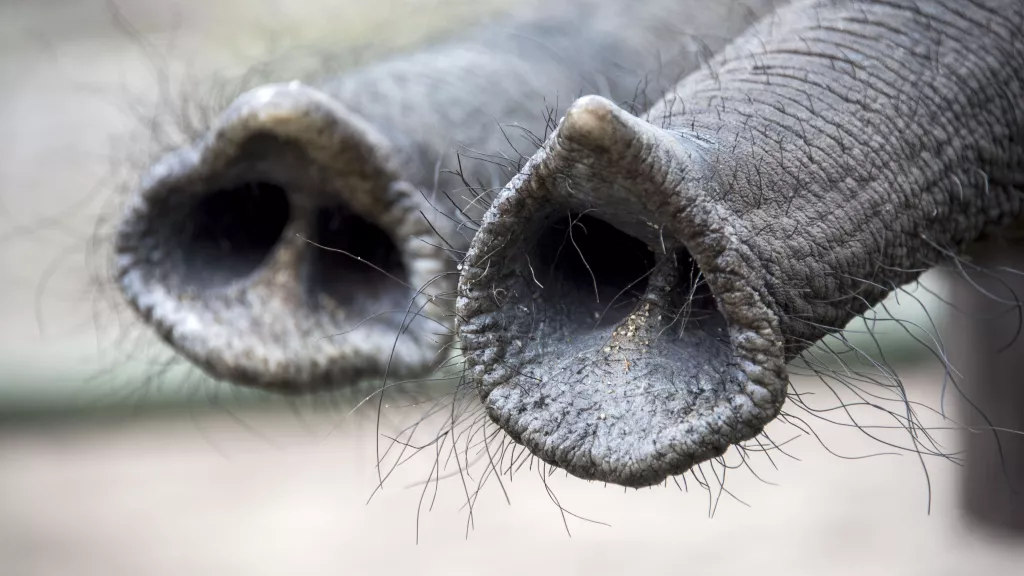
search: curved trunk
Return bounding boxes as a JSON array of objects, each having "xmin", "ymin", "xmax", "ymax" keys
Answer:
[
  {"xmin": 114, "ymin": 0, "xmax": 777, "ymax": 393},
  {"xmin": 457, "ymin": 0, "xmax": 1024, "ymax": 487}
]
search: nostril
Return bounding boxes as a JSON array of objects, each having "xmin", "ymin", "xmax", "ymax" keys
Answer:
[
  {"xmin": 177, "ymin": 182, "xmax": 290, "ymax": 289},
  {"xmin": 113, "ymin": 83, "xmax": 460, "ymax": 392},
  {"xmin": 664, "ymin": 250, "xmax": 720, "ymax": 336},
  {"xmin": 311, "ymin": 204, "xmax": 409, "ymax": 309},
  {"xmin": 532, "ymin": 213, "xmax": 656, "ymax": 327},
  {"xmin": 456, "ymin": 95, "xmax": 793, "ymax": 485},
  {"xmin": 528, "ymin": 212, "xmax": 722, "ymax": 333}
]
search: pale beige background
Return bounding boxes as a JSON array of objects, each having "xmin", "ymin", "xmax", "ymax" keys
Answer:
[{"xmin": 1, "ymin": 1, "xmax": 1022, "ymax": 574}]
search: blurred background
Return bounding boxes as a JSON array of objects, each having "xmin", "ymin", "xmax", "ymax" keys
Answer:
[{"xmin": 2, "ymin": 1, "xmax": 1023, "ymax": 574}]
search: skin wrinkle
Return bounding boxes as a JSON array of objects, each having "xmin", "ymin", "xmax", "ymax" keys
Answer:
[
  {"xmin": 461, "ymin": 124, "xmax": 786, "ymax": 485},
  {"xmin": 681, "ymin": 1, "xmax": 1022, "ymax": 338},
  {"xmin": 457, "ymin": 0, "xmax": 1024, "ymax": 487},
  {"xmin": 115, "ymin": 0, "xmax": 792, "ymax": 392}
]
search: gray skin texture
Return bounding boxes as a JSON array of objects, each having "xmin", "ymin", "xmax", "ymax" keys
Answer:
[
  {"xmin": 114, "ymin": 0, "xmax": 778, "ymax": 393},
  {"xmin": 457, "ymin": 0, "xmax": 1024, "ymax": 488}
]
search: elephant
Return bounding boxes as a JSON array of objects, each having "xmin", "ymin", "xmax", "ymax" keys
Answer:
[
  {"xmin": 112, "ymin": 0, "xmax": 778, "ymax": 393},
  {"xmin": 455, "ymin": 0, "xmax": 1023, "ymax": 509},
  {"xmin": 110, "ymin": 0, "xmax": 1024, "ymax": 530}
]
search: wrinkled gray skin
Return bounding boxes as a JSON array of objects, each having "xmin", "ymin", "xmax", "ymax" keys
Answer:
[
  {"xmin": 114, "ymin": 0, "xmax": 777, "ymax": 393},
  {"xmin": 458, "ymin": 0, "xmax": 1024, "ymax": 487}
]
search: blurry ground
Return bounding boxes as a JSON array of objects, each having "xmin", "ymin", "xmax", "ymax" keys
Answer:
[
  {"xmin": 5, "ymin": 366, "xmax": 1024, "ymax": 575},
  {"xmin": 2, "ymin": 0, "xmax": 1024, "ymax": 574}
]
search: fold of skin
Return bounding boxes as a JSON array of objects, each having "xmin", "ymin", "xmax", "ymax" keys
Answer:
[
  {"xmin": 457, "ymin": 0, "xmax": 1024, "ymax": 487},
  {"xmin": 114, "ymin": 0, "xmax": 778, "ymax": 393}
]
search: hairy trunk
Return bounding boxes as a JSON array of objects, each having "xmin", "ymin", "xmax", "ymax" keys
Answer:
[
  {"xmin": 458, "ymin": 0, "xmax": 1024, "ymax": 486},
  {"xmin": 114, "ymin": 0, "xmax": 776, "ymax": 392}
]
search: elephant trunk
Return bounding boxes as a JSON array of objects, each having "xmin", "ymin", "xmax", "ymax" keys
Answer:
[
  {"xmin": 115, "ymin": 84, "xmax": 450, "ymax": 392},
  {"xmin": 114, "ymin": 0, "xmax": 778, "ymax": 392},
  {"xmin": 457, "ymin": 0, "xmax": 1024, "ymax": 487}
]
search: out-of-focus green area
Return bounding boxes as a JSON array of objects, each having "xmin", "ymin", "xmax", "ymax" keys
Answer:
[{"xmin": 0, "ymin": 277, "xmax": 954, "ymax": 420}]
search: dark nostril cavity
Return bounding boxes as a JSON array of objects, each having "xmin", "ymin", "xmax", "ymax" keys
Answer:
[
  {"xmin": 178, "ymin": 182, "xmax": 290, "ymax": 289},
  {"xmin": 311, "ymin": 204, "xmax": 408, "ymax": 308},
  {"xmin": 666, "ymin": 249, "xmax": 720, "ymax": 334},
  {"xmin": 533, "ymin": 213, "xmax": 656, "ymax": 325},
  {"xmin": 530, "ymin": 213, "xmax": 719, "ymax": 331}
]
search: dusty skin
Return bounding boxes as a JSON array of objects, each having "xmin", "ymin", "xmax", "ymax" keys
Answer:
[{"xmin": 457, "ymin": 0, "xmax": 1024, "ymax": 487}]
